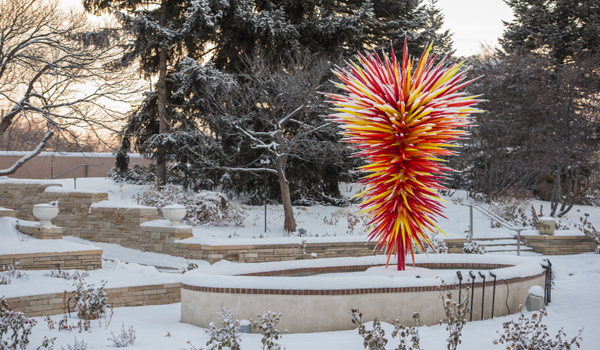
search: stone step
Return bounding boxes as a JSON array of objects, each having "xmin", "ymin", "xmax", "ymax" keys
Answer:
[
  {"xmin": 484, "ymin": 245, "xmax": 534, "ymax": 252},
  {"xmin": 474, "ymin": 239, "xmax": 525, "ymax": 246}
]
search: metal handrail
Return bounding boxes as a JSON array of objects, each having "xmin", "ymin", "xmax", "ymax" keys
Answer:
[
  {"xmin": 50, "ymin": 162, "xmax": 99, "ymax": 179},
  {"xmin": 460, "ymin": 202, "xmax": 525, "ymax": 256}
]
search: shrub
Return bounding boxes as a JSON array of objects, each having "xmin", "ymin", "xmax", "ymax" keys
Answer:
[
  {"xmin": 350, "ymin": 309, "xmax": 387, "ymax": 350},
  {"xmin": 438, "ymin": 284, "xmax": 470, "ymax": 350},
  {"xmin": 69, "ymin": 279, "xmax": 112, "ymax": 332},
  {"xmin": 390, "ymin": 312, "xmax": 422, "ymax": 350},
  {"xmin": 61, "ymin": 337, "xmax": 89, "ymax": 350},
  {"xmin": 108, "ymin": 324, "xmax": 136, "ymax": 347},
  {"xmin": 189, "ymin": 306, "xmax": 242, "ymax": 350},
  {"xmin": 463, "ymin": 238, "xmax": 486, "ymax": 254},
  {"xmin": 252, "ymin": 312, "xmax": 285, "ymax": 350},
  {"xmin": 494, "ymin": 309, "xmax": 583, "ymax": 350},
  {"xmin": 138, "ymin": 184, "xmax": 246, "ymax": 227},
  {"xmin": 1, "ymin": 260, "xmax": 28, "ymax": 285},
  {"xmin": 1, "ymin": 296, "xmax": 55, "ymax": 350}
]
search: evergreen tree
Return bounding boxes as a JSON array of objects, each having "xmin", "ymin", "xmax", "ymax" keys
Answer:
[
  {"xmin": 501, "ymin": 0, "xmax": 600, "ymax": 63},
  {"xmin": 83, "ymin": 0, "xmax": 196, "ymax": 185}
]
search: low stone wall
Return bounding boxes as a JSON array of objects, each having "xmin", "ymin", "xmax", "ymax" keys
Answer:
[
  {"xmin": 445, "ymin": 239, "xmax": 466, "ymax": 253},
  {"xmin": 174, "ymin": 241, "xmax": 380, "ymax": 263},
  {"xmin": 0, "ymin": 250, "xmax": 103, "ymax": 271},
  {"xmin": 522, "ymin": 235, "xmax": 597, "ymax": 255},
  {"xmin": 181, "ymin": 259, "xmax": 546, "ymax": 333},
  {"xmin": 4, "ymin": 283, "xmax": 180, "ymax": 317}
]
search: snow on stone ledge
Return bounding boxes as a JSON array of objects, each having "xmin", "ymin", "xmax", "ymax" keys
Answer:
[
  {"xmin": 0, "ymin": 151, "xmax": 148, "ymax": 158},
  {"xmin": 0, "ymin": 259, "xmax": 182, "ymax": 299},
  {"xmin": 90, "ymin": 200, "xmax": 154, "ymax": 209},
  {"xmin": 0, "ymin": 217, "xmax": 100, "ymax": 255},
  {"xmin": 0, "ymin": 177, "xmax": 61, "ymax": 185},
  {"xmin": 181, "ymin": 255, "xmax": 546, "ymax": 291},
  {"xmin": 141, "ymin": 219, "xmax": 192, "ymax": 229},
  {"xmin": 44, "ymin": 186, "xmax": 106, "ymax": 194}
]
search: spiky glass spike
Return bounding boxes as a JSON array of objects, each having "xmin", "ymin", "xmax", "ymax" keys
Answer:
[{"xmin": 326, "ymin": 44, "xmax": 482, "ymax": 270}]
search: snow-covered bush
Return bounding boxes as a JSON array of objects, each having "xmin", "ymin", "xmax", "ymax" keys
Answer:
[
  {"xmin": 108, "ymin": 163, "xmax": 155, "ymax": 185},
  {"xmin": 439, "ymin": 284, "xmax": 470, "ymax": 350},
  {"xmin": 391, "ymin": 312, "xmax": 422, "ymax": 350},
  {"xmin": 488, "ymin": 186, "xmax": 531, "ymax": 222},
  {"xmin": 578, "ymin": 216, "xmax": 600, "ymax": 254},
  {"xmin": 108, "ymin": 324, "xmax": 136, "ymax": 347},
  {"xmin": 1, "ymin": 260, "xmax": 28, "ymax": 285},
  {"xmin": 252, "ymin": 312, "xmax": 285, "ymax": 350},
  {"xmin": 61, "ymin": 337, "xmax": 89, "ymax": 350},
  {"xmin": 493, "ymin": 309, "xmax": 583, "ymax": 350},
  {"xmin": 411, "ymin": 233, "xmax": 448, "ymax": 254},
  {"xmin": 350, "ymin": 309, "xmax": 387, "ymax": 350},
  {"xmin": 138, "ymin": 184, "xmax": 246, "ymax": 227},
  {"xmin": 189, "ymin": 306, "xmax": 241, "ymax": 350},
  {"xmin": 45, "ymin": 270, "xmax": 88, "ymax": 281},
  {"xmin": 1, "ymin": 296, "xmax": 54, "ymax": 350},
  {"xmin": 72, "ymin": 279, "xmax": 112, "ymax": 331},
  {"xmin": 463, "ymin": 238, "xmax": 486, "ymax": 254}
]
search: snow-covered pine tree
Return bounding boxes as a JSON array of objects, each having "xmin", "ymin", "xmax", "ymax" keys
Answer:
[{"xmin": 501, "ymin": 0, "xmax": 600, "ymax": 64}]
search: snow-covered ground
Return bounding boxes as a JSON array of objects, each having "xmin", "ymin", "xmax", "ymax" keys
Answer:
[
  {"xmin": 2, "ymin": 177, "xmax": 599, "ymax": 349},
  {"xmin": 17, "ymin": 253, "xmax": 599, "ymax": 350},
  {"xmin": 41, "ymin": 177, "xmax": 600, "ymax": 244}
]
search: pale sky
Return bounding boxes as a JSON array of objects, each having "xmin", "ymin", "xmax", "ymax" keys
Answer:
[
  {"xmin": 437, "ymin": 0, "xmax": 515, "ymax": 56},
  {"xmin": 62, "ymin": 0, "xmax": 515, "ymax": 57}
]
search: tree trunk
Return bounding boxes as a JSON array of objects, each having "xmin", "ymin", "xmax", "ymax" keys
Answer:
[
  {"xmin": 274, "ymin": 157, "xmax": 296, "ymax": 233},
  {"xmin": 155, "ymin": 0, "xmax": 169, "ymax": 186}
]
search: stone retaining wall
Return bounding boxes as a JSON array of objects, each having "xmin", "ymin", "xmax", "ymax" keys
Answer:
[
  {"xmin": 174, "ymin": 241, "xmax": 380, "ymax": 263},
  {"xmin": 4, "ymin": 283, "xmax": 180, "ymax": 317},
  {"xmin": 0, "ymin": 250, "xmax": 103, "ymax": 271},
  {"xmin": 522, "ymin": 235, "xmax": 597, "ymax": 255}
]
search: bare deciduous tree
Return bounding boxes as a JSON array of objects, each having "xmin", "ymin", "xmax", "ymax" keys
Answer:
[{"xmin": 0, "ymin": 0, "xmax": 142, "ymax": 175}]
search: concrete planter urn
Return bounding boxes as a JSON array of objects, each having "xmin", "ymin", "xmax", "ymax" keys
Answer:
[
  {"xmin": 33, "ymin": 204, "xmax": 59, "ymax": 228},
  {"xmin": 163, "ymin": 204, "xmax": 186, "ymax": 226},
  {"xmin": 538, "ymin": 217, "xmax": 556, "ymax": 236}
]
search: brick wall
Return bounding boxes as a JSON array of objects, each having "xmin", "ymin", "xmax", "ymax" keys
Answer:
[
  {"xmin": 4, "ymin": 283, "xmax": 180, "ymax": 317},
  {"xmin": 0, "ymin": 250, "xmax": 102, "ymax": 271},
  {"xmin": 521, "ymin": 235, "xmax": 596, "ymax": 255}
]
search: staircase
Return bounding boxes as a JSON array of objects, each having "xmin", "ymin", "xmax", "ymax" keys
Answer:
[{"xmin": 473, "ymin": 237, "xmax": 536, "ymax": 254}]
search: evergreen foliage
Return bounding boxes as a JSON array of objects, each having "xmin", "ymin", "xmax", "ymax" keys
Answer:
[{"xmin": 501, "ymin": 0, "xmax": 600, "ymax": 63}]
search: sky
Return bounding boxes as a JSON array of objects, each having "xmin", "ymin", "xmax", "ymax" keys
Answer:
[
  {"xmin": 437, "ymin": 0, "xmax": 515, "ymax": 56},
  {"xmin": 62, "ymin": 0, "xmax": 515, "ymax": 57}
]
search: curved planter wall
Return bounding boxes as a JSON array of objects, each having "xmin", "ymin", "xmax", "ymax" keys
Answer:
[{"xmin": 181, "ymin": 255, "xmax": 546, "ymax": 333}]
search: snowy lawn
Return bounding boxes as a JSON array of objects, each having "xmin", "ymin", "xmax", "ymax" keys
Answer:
[{"xmin": 17, "ymin": 253, "xmax": 600, "ymax": 350}]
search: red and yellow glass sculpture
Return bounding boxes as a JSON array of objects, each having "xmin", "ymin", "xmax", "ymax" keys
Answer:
[{"xmin": 326, "ymin": 43, "xmax": 482, "ymax": 270}]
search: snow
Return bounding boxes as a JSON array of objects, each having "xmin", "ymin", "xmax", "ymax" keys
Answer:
[
  {"xmin": 0, "ymin": 259, "xmax": 181, "ymax": 299},
  {"xmin": 140, "ymin": 219, "xmax": 192, "ymax": 228},
  {"xmin": 62, "ymin": 236, "xmax": 207, "ymax": 270},
  {"xmin": 181, "ymin": 255, "xmax": 545, "ymax": 291},
  {"xmin": 90, "ymin": 200, "xmax": 153, "ymax": 209},
  {"xmin": 20, "ymin": 254, "xmax": 600, "ymax": 350},
  {"xmin": 44, "ymin": 186, "xmax": 106, "ymax": 194},
  {"xmin": 0, "ymin": 217, "xmax": 99, "ymax": 255},
  {"xmin": 528, "ymin": 285, "xmax": 545, "ymax": 297},
  {"xmin": 0, "ymin": 177, "xmax": 598, "ymax": 348}
]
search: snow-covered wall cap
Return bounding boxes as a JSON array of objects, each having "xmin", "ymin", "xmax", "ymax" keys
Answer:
[
  {"xmin": 45, "ymin": 186, "xmax": 106, "ymax": 194},
  {"xmin": 528, "ymin": 285, "xmax": 545, "ymax": 297},
  {"xmin": 90, "ymin": 201, "xmax": 155, "ymax": 210},
  {"xmin": 0, "ymin": 151, "xmax": 148, "ymax": 158},
  {"xmin": 181, "ymin": 255, "xmax": 545, "ymax": 291},
  {"xmin": 0, "ymin": 177, "xmax": 61, "ymax": 185},
  {"xmin": 538, "ymin": 217, "xmax": 556, "ymax": 221},
  {"xmin": 140, "ymin": 219, "xmax": 192, "ymax": 228}
]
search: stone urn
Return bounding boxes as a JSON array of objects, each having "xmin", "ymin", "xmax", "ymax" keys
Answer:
[
  {"xmin": 33, "ymin": 204, "xmax": 59, "ymax": 228},
  {"xmin": 163, "ymin": 204, "xmax": 186, "ymax": 226},
  {"xmin": 538, "ymin": 217, "xmax": 556, "ymax": 236}
]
